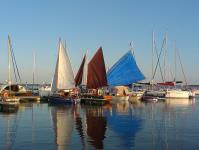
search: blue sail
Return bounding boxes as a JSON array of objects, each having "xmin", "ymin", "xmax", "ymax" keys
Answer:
[{"xmin": 107, "ymin": 51, "xmax": 145, "ymax": 86}]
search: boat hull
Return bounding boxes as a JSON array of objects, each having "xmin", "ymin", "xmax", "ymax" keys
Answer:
[
  {"xmin": 49, "ymin": 96, "xmax": 80, "ymax": 105},
  {"xmin": 81, "ymin": 94, "xmax": 111, "ymax": 105},
  {"xmin": 165, "ymin": 90, "xmax": 190, "ymax": 99},
  {"xmin": 142, "ymin": 95, "xmax": 158, "ymax": 102},
  {"xmin": 0, "ymin": 101, "xmax": 19, "ymax": 112},
  {"xmin": 81, "ymin": 98, "xmax": 110, "ymax": 105}
]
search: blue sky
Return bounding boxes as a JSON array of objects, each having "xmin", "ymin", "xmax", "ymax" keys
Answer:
[{"xmin": 0, "ymin": 0, "xmax": 198, "ymax": 84}]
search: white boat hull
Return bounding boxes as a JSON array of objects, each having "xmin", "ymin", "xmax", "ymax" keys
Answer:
[{"xmin": 165, "ymin": 90, "xmax": 190, "ymax": 99}]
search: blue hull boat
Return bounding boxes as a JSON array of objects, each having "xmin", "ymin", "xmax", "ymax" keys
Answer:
[{"xmin": 49, "ymin": 96, "xmax": 80, "ymax": 105}]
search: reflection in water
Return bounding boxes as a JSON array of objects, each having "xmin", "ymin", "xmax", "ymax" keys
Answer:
[
  {"xmin": 50, "ymin": 106, "xmax": 74, "ymax": 150},
  {"xmin": 86, "ymin": 106, "xmax": 107, "ymax": 149},
  {"xmin": 0, "ymin": 98, "xmax": 198, "ymax": 149},
  {"xmin": 105, "ymin": 102, "xmax": 142, "ymax": 149},
  {"xmin": 165, "ymin": 98, "xmax": 195, "ymax": 107},
  {"xmin": 0, "ymin": 113, "xmax": 19, "ymax": 150}
]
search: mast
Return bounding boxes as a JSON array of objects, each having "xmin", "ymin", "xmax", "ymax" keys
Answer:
[
  {"xmin": 174, "ymin": 41, "xmax": 176, "ymax": 83},
  {"xmin": 152, "ymin": 31, "xmax": 154, "ymax": 83},
  {"xmin": 164, "ymin": 32, "xmax": 167, "ymax": 82},
  {"xmin": 8, "ymin": 35, "xmax": 11, "ymax": 92},
  {"xmin": 32, "ymin": 52, "xmax": 36, "ymax": 91}
]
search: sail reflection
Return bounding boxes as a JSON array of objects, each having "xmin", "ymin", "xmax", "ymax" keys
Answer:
[
  {"xmin": 51, "ymin": 106, "xmax": 74, "ymax": 150},
  {"xmin": 105, "ymin": 101, "xmax": 142, "ymax": 149},
  {"xmin": 85, "ymin": 106, "xmax": 107, "ymax": 149}
]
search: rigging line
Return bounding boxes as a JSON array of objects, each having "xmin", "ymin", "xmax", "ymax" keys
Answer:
[
  {"xmin": 154, "ymin": 40, "xmax": 165, "ymax": 82},
  {"xmin": 176, "ymin": 48, "xmax": 188, "ymax": 86},
  {"xmin": 10, "ymin": 46, "xmax": 18, "ymax": 82},
  {"xmin": 11, "ymin": 45, "xmax": 22, "ymax": 83},
  {"xmin": 152, "ymin": 38, "xmax": 166, "ymax": 81}
]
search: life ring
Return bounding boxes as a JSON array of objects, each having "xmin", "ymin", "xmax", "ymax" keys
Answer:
[{"xmin": 3, "ymin": 91, "xmax": 9, "ymax": 98}]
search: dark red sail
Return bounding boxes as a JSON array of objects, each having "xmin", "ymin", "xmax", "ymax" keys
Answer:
[
  {"xmin": 87, "ymin": 47, "xmax": 107, "ymax": 89},
  {"xmin": 75, "ymin": 54, "xmax": 86, "ymax": 86}
]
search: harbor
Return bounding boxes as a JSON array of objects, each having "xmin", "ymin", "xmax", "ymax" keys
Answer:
[{"xmin": 0, "ymin": 0, "xmax": 199, "ymax": 149}]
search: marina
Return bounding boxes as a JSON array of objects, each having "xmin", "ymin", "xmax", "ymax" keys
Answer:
[{"xmin": 0, "ymin": 0, "xmax": 198, "ymax": 149}]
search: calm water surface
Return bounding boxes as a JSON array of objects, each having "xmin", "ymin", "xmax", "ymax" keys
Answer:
[{"xmin": 0, "ymin": 98, "xmax": 198, "ymax": 150}]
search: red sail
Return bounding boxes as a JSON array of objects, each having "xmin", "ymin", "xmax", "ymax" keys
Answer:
[
  {"xmin": 87, "ymin": 47, "xmax": 107, "ymax": 89},
  {"xmin": 75, "ymin": 54, "xmax": 86, "ymax": 86}
]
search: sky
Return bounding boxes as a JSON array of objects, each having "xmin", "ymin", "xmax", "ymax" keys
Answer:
[{"xmin": 0, "ymin": 0, "xmax": 198, "ymax": 84}]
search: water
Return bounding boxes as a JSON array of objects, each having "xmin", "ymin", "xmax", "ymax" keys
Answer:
[{"xmin": 0, "ymin": 98, "xmax": 198, "ymax": 150}]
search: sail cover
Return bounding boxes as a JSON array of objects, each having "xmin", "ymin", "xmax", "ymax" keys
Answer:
[
  {"xmin": 107, "ymin": 51, "xmax": 145, "ymax": 86},
  {"xmin": 75, "ymin": 54, "xmax": 86, "ymax": 86},
  {"xmin": 51, "ymin": 41, "xmax": 75, "ymax": 93},
  {"xmin": 87, "ymin": 47, "xmax": 107, "ymax": 89}
]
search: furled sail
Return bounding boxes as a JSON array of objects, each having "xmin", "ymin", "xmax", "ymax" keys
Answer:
[
  {"xmin": 51, "ymin": 41, "xmax": 75, "ymax": 93},
  {"xmin": 107, "ymin": 51, "xmax": 145, "ymax": 86},
  {"xmin": 87, "ymin": 47, "xmax": 107, "ymax": 89}
]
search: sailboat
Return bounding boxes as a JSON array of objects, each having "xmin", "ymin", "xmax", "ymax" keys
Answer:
[
  {"xmin": 76, "ymin": 47, "xmax": 112, "ymax": 105},
  {"xmin": 107, "ymin": 50, "xmax": 145, "ymax": 101},
  {"xmin": 49, "ymin": 40, "xmax": 80, "ymax": 105},
  {"xmin": 0, "ymin": 35, "xmax": 19, "ymax": 112},
  {"xmin": 164, "ymin": 43, "xmax": 194, "ymax": 99}
]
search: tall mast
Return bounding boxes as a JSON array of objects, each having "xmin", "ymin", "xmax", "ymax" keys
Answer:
[
  {"xmin": 164, "ymin": 32, "xmax": 167, "ymax": 82},
  {"xmin": 8, "ymin": 35, "xmax": 11, "ymax": 86},
  {"xmin": 32, "ymin": 52, "xmax": 36, "ymax": 91},
  {"xmin": 151, "ymin": 31, "xmax": 154, "ymax": 84},
  {"xmin": 174, "ymin": 41, "xmax": 176, "ymax": 83}
]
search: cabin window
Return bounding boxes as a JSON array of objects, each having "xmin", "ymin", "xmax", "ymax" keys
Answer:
[{"xmin": 4, "ymin": 85, "xmax": 19, "ymax": 92}]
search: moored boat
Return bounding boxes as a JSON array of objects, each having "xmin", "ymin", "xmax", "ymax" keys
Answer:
[
  {"xmin": 107, "ymin": 49, "xmax": 145, "ymax": 101},
  {"xmin": 165, "ymin": 89, "xmax": 190, "ymax": 99},
  {"xmin": 49, "ymin": 39, "xmax": 80, "ymax": 105},
  {"xmin": 76, "ymin": 47, "xmax": 112, "ymax": 105},
  {"xmin": 142, "ymin": 95, "xmax": 158, "ymax": 102}
]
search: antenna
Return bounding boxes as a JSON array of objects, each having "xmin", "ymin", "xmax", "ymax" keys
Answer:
[{"xmin": 130, "ymin": 41, "xmax": 135, "ymax": 58}]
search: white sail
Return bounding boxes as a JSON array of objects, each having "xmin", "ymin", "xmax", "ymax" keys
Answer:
[{"xmin": 51, "ymin": 41, "xmax": 75, "ymax": 93}]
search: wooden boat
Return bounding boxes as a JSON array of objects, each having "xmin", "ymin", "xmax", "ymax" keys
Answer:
[
  {"xmin": 129, "ymin": 90, "xmax": 145, "ymax": 102},
  {"xmin": 49, "ymin": 40, "xmax": 80, "ymax": 105},
  {"xmin": 0, "ymin": 35, "xmax": 20, "ymax": 112},
  {"xmin": 0, "ymin": 84, "xmax": 39, "ymax": 102},
  {"xmin": 0, "ymin": 96, "xmax": 19, "ymax": 112},
  {"xmin": 75, "ymin": 47, "xmax": 112, "ymax": 105},
  {"xmin": 110, "ymin": 86, "xmax": 130, "ymax": 101}
]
